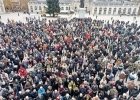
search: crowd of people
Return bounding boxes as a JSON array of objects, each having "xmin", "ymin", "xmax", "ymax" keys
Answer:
[{"xmin": 0, "ymin": 17, "xmax": 139, "ymax": 100}]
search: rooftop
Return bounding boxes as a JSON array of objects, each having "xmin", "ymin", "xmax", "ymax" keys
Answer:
[
  {"xmin": 59, "ymin": 0, "xmax": 73, "ymax": 4},
  {"xmin": 93, "ymin": 0, "xmax": 139, "ymax": 6},
  {"xmin": 29, "ymin": 0, "xmax": 46, "ymax": 4}
]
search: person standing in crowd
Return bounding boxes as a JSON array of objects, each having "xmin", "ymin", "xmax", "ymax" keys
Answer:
[{"xmin": 0, "ymin": 17, "xmax": 139, "ymax": 100}]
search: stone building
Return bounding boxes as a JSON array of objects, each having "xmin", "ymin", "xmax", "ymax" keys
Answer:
[
  {"xmin": 28, "ymin": 0, "xmax": 72, "ymax": 14},
  {"xmin": 0, "ymin": 0, "xmax": 5, "ymax": 13},
  {"xmin": 59, "ymin": 0, "xmax": 71, "ymax": 14},
  {"xmin": 59, "ymin": 0, "xmax": 92, "ymax": 14},
  {"xmin": 27, "ymin": 0, "xmax": 140, "ymax": 16},
  {"xmin": 91, "ymin": 0, "xmax": 140, "ymax": 16},
  {"xmin": 28, "ymin": 0, "xmax": 47, "ymax": 13},
  {"xmin": 3, "ymin": 0, "xmax": 28, "ymax": 12},
  {"xmin": 70, "ymin": 0, "xmax": 140, "ymax": 16}
]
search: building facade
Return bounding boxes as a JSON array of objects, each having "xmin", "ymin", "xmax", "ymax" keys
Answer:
[
  {"xmin": 67, "ymin": 0, "xmax": 140, "ymax": 16},
  {"xmin": 28, "ymin": 0, "xmax": 72, "ymax": 14},
  {"xmin": 92, "ymin": 0, "xmax": 140, "ymax": 16},
  {"xmin": 0, "ymin": 0, "xmax": 5, "ymax": 13},
  {"xmin": 60, "ymin": 3, "xmax": 71, "ymax": 14},
  {"xmin": 28, "ymin": 0, "xmax": 47, "ymax": 13},
  {"xmin": 59, "ymin": 0, "xmax": 72, "ymax": 14},
  {"xmin": 59, "ymin": 0, "xmax": 92, "ymax": 14},
  {"xmin": 3, "ymin": 0, "xmax": 29, "ymax": 12}
]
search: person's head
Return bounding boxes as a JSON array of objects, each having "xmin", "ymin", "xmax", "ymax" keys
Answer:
[
  {"xmin": 79, "ymin": 93, "xmax": 83, "ymax": 97},
  {"xmin": 25, "ymin": 89, "xmax": 30, "ymax": 93},
  {"xmin": 40, "ymin": 86, "xmax": 43, "ymax": 89},
  {"xmin": 24, "ymin": 96, "xmax": 29, "ymax": 100},
  {"xmin": 66, "ymin": 93, "xmax": 69, "ymax": 98},
  {"xmin": 54, "ymin": 90, "xmax": 57, "ymax": 93},
  {"xmin": 19, "ymin": 91, "xmax": 24, "ymax": 95},
  {"xmin": 71, "ymin": 97, "xmax": 76, "ymax": 100},
  {"xmin": 33, "ymin": 89, "xmax": 36, "ymax": 92},
  {"xmin": 120, "ymin": 79, "xmax": 123, "ymax": 82},
  {"xmin": 60, "ymin": 85, "xmax": 63, "ymax": 88}
]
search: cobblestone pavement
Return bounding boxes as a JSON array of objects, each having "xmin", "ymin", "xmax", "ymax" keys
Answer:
[{"xmin": 0, "ymin": 12, "xmax": 140, "ymax": 25}]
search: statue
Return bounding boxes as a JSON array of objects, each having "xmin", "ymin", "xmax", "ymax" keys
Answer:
[{"xmin": 80, "ymin": 0, "xmax": 84, "ymax": 8}]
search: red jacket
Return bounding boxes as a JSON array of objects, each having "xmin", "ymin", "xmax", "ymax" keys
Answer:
[
  {"xmin": 85, "ymin": 33, "xmax": 91, "ymax": 40},
  {"xmin": 18, "ymin": 67, "xmax": 28, "ymax": 78}
]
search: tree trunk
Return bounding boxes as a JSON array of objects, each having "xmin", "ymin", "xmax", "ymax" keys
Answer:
[{"xmin": 53, "ymin": 13, "xmax": 55, "ymax": 17}]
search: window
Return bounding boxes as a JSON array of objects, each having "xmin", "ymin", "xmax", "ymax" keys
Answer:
[
  {"xmin": 132, "ymin": 8, "xmax": 136, "ymax": 15},
  {"xmin": 123, "ymin": 8, "xmax": 126, "ymax": 15},
  {"xmin": 44, "ymin": 6, "xmax": 46, "ymax": 10},
  {"xmin": 94, "ymin": 8, "xmax": 97, "ymax": 14},
  {"xmin": 113, "ymin": 8, "xmax": 116, "ymax": 15},
  {"xmin": 104, "ymin": 8, "xmax": 107, "ymax": 14},
  {"xmin": 35, "ymin": 6, "xmax": 37, "ymax": 10},
  {"xmin": 30, "ymin": 6, "xmax": 33, "ymax": 10},
  {"xmin": 85, "ymin": 7, "xmax": 87, "ymax": 12},
  {"xmin": 75, "ymin": 7, "xmax": 77, "ymax": 11},
  {"xmin": 11, "ymin": 0, "xmax": 19, "ymax": 2},
  {"xmin": 66, "ymin": 7, "xmax": 69, "ymax": 10},
  {"xmin": 61, "ymin": 7, "xmax": 64, "ymax": 10},
  {"xmin": 39, "ymin": 6, "xmax": 41, "ymax": 10},
  {"xmin": 108, "ymin": 8, "xmax": 112, "ymax": 14},
  {"xmin": 128, "ymin": 8, "xmax": 131, "ymax": 15},
  {"xmin": 118, "ymin": 8, "xmax": 121, "ymax": 15},
  {"xmin": 99, "ymin": 8, "xmax": 102, "ymax": 14},
  {"xmin": 69, "ymin": 7, "xmax": 70, "ymax": 10}
]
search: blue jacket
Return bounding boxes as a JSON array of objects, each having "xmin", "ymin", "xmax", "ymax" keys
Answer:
[{"xmin": 38, "ymin": 87, "xmax": 45, "ymax": 95}]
